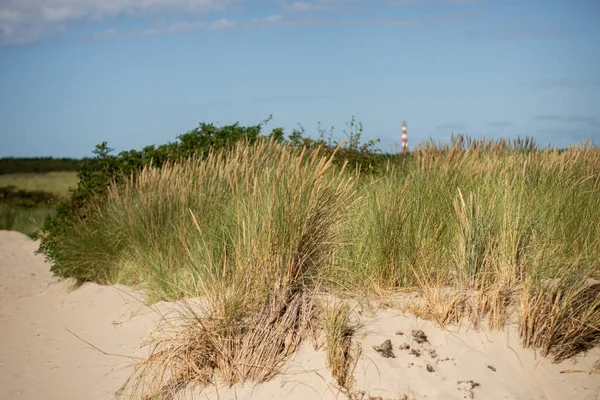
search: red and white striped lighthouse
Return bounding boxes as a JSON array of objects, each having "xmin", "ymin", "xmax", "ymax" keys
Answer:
[{"xmin": 401, "ymin": 120, "xmax": 408, "ymax": 153}]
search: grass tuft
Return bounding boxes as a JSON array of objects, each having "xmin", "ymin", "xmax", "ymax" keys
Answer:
[
  {"xmin": 109, "ymin": 139, "xmax": 358, "ymax": 397},
  {"xmin": 520, "ymin": 274, "xmax": 600, "ymax": 363},
  {"xmin": 323, "ymin": 301, "xmax": 360, "ymax": 388},
  {"xmin": 118, "ymin": 291, "xmax": 317, "ymax": 399}
]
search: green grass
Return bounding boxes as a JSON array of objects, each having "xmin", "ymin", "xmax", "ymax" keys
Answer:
[
  {"xmin": 34, "ymin": 136, "xmax": 600, "ymax": 395},
  {"xmin": 0, "ymin": 171, "xmax": 78, "ymax": 198},
  {"xmin": 336, "ymin": 142, "xmax": 600, "ymax": 294},
  {"xmin": 49, "ymin": 140, "xmax": 356, "ymax": 301},
  {"xmin": 0, "ymin": 205, "xmax": 56, "ymax": 236},
  {"xmin": 323, "ymin": 302, "xmax": 359, "ymax": 388},
  {"xmin": 109, "ymin": 140, "xmax": 355, "ymax": 398},
  {"xmin": 0, "ymin": 171, "xmax": 79, "ymax": 236}
]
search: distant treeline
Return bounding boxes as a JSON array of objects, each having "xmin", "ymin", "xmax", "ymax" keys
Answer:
[{"xmin": 0, "ymin": 157, "xmax": 88, "ymax": 175}]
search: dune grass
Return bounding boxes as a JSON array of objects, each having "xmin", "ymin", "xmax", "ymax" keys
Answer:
[
  {"xmin": 323, "ymin": 302, "xmax": 360, "ymax": 388},
  {"xmin": 52, "ymin": 140, "xmax": 357, "ymax": 300},
  {"xmin": 346, "ymin": 137, "xmax": 600, "ymax": 363},
  {"xmin": 45, "ymin": 136, "xmax": 600, "ymax": 395},
  {"xmin": 96, "ymin": 139, "xmax": 357, "ymax": 398}
]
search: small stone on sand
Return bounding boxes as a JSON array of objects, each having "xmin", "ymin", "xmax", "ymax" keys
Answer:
[
  {"xmin": 373, "ymin": 339, "xmax": 395, "ymax": 358},
  {"xmin": 412, "ymin": 329, "xmax": 428, "ymax": 344},
  {"xmin": 410, "ymin": 348, "xmax": 422, "ymax": 357}
]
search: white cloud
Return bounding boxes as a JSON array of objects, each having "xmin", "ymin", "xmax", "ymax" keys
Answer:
[
  {"xmin": 42, "ymin": 6, "xmax": 85, "ymax": 22},
  {"xmin": 0, "ymin": 0, "xmax": 230, "ymax": 44},
  {"xmin": 210, "ymin": 18, "xmax": 236, "ymax": 29},
  {"xmin": 120, "ymin": 14, "xmax": 285, "ymax": 38},
  {"xmin": 0, "ymin": 0, "xmax": 428, "ymax": 44},
  {"xmin": 264, "ymin": 14, "xmax": 282, "ymax": 22},
  {"xmin": 0, "ymin": 8, "xmax": 23, "ymax": 23}
]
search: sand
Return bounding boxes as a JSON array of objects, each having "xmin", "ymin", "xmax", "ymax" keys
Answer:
[{"xmin": 1, "ymin": 230, "xmax": 599, "ymax": 400}]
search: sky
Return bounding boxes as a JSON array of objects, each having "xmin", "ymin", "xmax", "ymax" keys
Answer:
[{"xmin": 0, "ymin": 0, "xmax": 599, "ymax": 158}]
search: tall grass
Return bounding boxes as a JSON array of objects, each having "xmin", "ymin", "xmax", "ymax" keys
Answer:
[
  {"xmin": 323, "ymin": 302, "xmax": 360, "ymax": 388},
  {"xmin": 55, "ymin": 139, "xmax": 357, "ymax": 300},
  {"xmin": 100, "ymin": 139, "xmax": 356, "ymax": 398},
  {"xmin": 51, "ymin": 135, "xmax": 600, "ymax": 395},
  {"xmin": 336, "ymin": 136, "xmax": 599, "ymax": 362},
  {"xmin": 338, "ymin": 138, "xmax": 598, "ymax": 293}
]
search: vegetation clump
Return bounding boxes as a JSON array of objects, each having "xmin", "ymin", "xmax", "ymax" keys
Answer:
[
  {"xmin": 23, "ymin": 115, "xmax": 600, "ymax": 396},
  {"xmin": 114, "ymin": 139, "xmax": 357, "ymax": 398},
  {"xmin": 323, "ymin": 302, "xmax": 360, "ymax": 387}
]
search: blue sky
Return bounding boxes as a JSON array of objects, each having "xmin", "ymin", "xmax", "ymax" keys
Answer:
[{"xmin": 0, "ymin": 0, "xmax": 598, "ymax": 157}]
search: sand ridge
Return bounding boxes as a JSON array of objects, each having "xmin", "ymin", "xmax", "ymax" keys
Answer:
[{"xmin": 0, "ymin": 230, "xmax": 599, "ymax": 400}]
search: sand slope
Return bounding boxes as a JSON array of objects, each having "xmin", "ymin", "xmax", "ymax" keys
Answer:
[
  {"xmin": 0, "ymin": 231, "xmax": 156, "ymax": 399},
  {"xmin": 1, "ymin": 230, "xmax": 599, "ymax": 400}
]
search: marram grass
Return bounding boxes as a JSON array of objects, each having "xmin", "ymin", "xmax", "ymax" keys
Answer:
[{"xmin": 54, "ymin": 136, "xmax": 600, "ymax": 395}]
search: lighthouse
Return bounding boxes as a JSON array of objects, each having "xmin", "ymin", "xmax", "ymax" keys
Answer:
[{"xmin": 402, "ymin": 120, "xmax": 408, "ymax": 153}]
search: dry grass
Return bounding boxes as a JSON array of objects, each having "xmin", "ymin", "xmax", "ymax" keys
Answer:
[
  {"xmin": 107, "ymin": 139, "xmax": 359, "ymax": 398},
  {"xmin": 322, "ymin": 302, "xmax": 360, "ymax": 388},
  {"xmin": 56, "ymin": 134, "xmax": 600, "ymax": 396},
  {"xmin": 117, "ymin": 290, "xmax": 317, "ymax": 399},
  {"xmin": 520, "ymin": 276, "xmax": 600, "ymax": 362}
]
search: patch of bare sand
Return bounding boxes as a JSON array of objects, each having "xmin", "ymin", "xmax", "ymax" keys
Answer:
[
  {"xmin": 351, "ymin": 310, "xmax": 600, "ymax": 400},
  {"xmin": 1, "ymin": 230, "xmax": 599, "ymax": 400},
  {"xmin": 0, "ymin": 231, "xmax": 158, "ymax": 399}
]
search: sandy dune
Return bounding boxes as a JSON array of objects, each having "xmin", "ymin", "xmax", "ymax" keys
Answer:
[
  {"xmin": 1, "ymin": 230, "xmax": 599, "ymax": 400},
  {"xmin": 0, "ymin": 231, "xmax": 159, "ymax": 399}
]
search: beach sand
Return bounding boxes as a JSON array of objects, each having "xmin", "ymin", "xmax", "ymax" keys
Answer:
[{"xmin": 1, "ymin": 230, "xmax": 598, "ymax": 400}]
